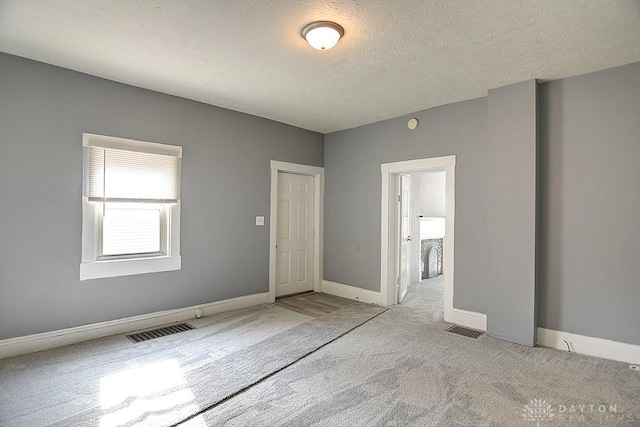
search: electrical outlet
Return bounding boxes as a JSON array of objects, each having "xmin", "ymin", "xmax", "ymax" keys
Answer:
[
  {"xmin": 256, "ymin": 216, "xmax": 265, "ymax": 226},
  {"xmin": 630, "ymin": 365, "xmax": 640, "ymax": 371}
]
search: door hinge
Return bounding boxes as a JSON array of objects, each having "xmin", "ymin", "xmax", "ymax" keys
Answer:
[
  {"xmin": 398, "ymin": 195, "xmax": 401, "ymax": 203},
  {"xmin": 396, "ymin": 277, "xmax": 400, "ymax": 287}
]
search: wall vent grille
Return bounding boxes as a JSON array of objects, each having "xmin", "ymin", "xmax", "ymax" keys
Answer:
[
  {"xmin": 446, "ymin": 325, "xmax": 484, "ymax": 339},
  {"xmin": 126, "ymin": 323, "xmax": 194, "ymax": 343}
]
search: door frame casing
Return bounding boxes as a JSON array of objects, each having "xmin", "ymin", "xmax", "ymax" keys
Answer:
[
  {"xmin": 269, "ymin": 161, "xmax": 324, "ymax": 302},
  {"xmin": 380, "ymin": 156, "xmax": 455, "ymax": 322}
]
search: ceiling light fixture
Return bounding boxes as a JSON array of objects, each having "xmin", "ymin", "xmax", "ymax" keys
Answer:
[{"xmin": 301, "ymin": 21, "xmax": 344, "ymax": 51}]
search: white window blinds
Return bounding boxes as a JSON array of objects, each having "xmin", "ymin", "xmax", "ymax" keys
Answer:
[{"xmin": 83, "ymin": 134, "xmax": 181, "ymax": 203}]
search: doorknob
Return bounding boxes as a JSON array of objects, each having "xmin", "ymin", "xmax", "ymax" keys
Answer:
[{"xmin": 406, "ymin": 235, "xmax": 412, "ymax": 241}]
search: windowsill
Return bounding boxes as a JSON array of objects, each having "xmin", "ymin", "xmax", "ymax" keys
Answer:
[{"xmin": 80, "ymin": 255, "xmax": 181, "ymax": 281}]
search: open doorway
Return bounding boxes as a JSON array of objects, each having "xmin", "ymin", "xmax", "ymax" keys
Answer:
[
  {"xmin": 380, "ymin": 156, "xmax": 455, "ymax": 324},
  {"xmin": 413, "ymin": 171, "xmax": 445, "ymax": 283},
  {"xmin": 408, "ymin": 171, "xmax": 446, "ymax": 318},
  {"xmin": 397, "ymin": 171, "xmax": 446, "ymax": 313}
]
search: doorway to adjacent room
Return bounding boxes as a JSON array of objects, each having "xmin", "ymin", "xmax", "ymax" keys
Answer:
[{"xmin": 380, "ymin": 156, "xmax": 455, "ymax": 323}]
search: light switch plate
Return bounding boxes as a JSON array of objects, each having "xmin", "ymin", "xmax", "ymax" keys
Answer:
[{"xmin": 256, "ymin": 216, "xmax": 265, "ymax": 226}]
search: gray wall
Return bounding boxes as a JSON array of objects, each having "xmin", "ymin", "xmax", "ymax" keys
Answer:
[
  {"xmin": 538, "ymin": 62, "xmax": 640, "ymax": 346},
  {"xmin": 325, "ymin": 62, "xmax": 640, "ymax": 346},
  {"xmin": 0, "ymin": 53, "xmax": 323, "ymax": 340},
  {"xmin": 2, "ymin": 52, "xmax": 638, "ymax": 347},
  {"xmin": 324, "ymin": 98, "xmax": 489, "ymax": 314},
  {"xmin": 486, "ymin": 80, "xmax": 537, "ymax": 346}
]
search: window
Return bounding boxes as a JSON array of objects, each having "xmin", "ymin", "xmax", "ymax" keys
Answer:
[{"xmin": 80, "ymin": 133, "xmax": 181, "ymax": 280}]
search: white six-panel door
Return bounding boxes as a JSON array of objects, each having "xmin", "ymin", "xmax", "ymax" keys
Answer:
[{"xmin": 276, "ymin": 172, "xmax": 314, "ymax": 296}]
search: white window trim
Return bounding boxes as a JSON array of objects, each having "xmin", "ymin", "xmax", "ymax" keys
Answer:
[{"xmin": 80, "ymin": 133, "xmax": 181, "ymax": 281}]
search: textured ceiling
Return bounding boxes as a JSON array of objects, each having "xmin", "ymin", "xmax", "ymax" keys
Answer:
[{"xmin": 1, "ymin": 1, "xmax": 639, "ymax": 134}]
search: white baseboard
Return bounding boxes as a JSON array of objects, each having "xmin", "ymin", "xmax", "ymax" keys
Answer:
[
  {"xmin": 537, "ymin": 327, "xmax": 640, "ymax": 365},
  {"xmin": 449, "ymin": 308, "xmax": 487, "ymax": 331},
  {"xmin": 0, "ymin": 292, "xmax": 270, "ymax": 360},
  {"xmin": 321, "ymin": 280, "xmax": 381, "ymax": 305}
]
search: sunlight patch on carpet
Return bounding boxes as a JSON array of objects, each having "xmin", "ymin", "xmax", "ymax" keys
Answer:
[{"xmin": 99, "ymin": 359, "xmax": 198, "ymax": 427}]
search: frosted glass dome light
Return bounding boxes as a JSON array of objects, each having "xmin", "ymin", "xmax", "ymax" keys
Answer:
[{"xmin": 301, "ymin": 21, "xmax": 344, "ymax": 51}]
